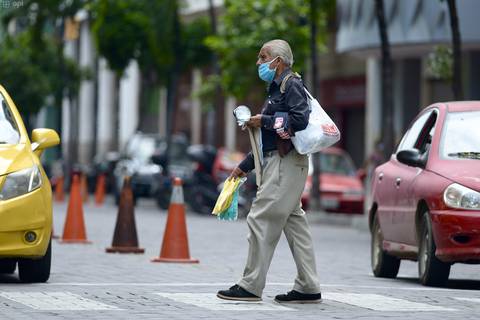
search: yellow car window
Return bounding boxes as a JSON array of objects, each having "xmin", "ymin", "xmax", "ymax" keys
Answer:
[{"xmin": 0, "ymin": 93, "xmax": 20, "ymax": 144}]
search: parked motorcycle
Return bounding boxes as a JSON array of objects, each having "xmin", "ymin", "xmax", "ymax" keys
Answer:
[
  {"xmin": 151, "ymin": 136, "xmax": 194, "ymax": 210},
  {"xmin": 184, "ymin": 145, "xmax": 219, "ymax": 215}
]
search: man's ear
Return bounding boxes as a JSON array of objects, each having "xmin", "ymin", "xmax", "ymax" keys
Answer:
[{"xmin": 274, "ymin": 57, "xmax": 282, "ymax": 68}]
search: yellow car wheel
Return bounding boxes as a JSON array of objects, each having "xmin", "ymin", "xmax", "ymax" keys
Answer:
[
  {"xmin": 18, "ymin": 240, "xmax": 51, "ymax": 283},
  {"xmin": 0, "ymin": 259, "xmax": 16, "ymax": 274}
]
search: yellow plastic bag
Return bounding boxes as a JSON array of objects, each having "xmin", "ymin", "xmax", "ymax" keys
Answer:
[{"xmin": 212, "ymin": 177, "xmax": 244, "ymax": 215}]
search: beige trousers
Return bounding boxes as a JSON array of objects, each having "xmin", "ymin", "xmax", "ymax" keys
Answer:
[{"xmin": 237, "ymin": 150, "xmax": 320, "ymax": 297}]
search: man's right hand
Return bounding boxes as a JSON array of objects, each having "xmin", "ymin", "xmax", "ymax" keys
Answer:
[{"xmin": 229, "ymin": 166, "xmax": 247, "ymax": 180}]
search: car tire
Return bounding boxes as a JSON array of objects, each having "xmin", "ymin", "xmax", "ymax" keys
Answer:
[
  {"xmin": 18, "ymin": 240, "xmax": 51, "ymax": 283},
  {"xmin": 371, "ymin": 214, "xmax": 400, "ymax": 278},
  {"xmin": 418, "ymin": 212, "xmax": 450, "ymax": 286},
  {"xmin": 0, "ymin": 259, "xmax": 16, "ymax": 274}
]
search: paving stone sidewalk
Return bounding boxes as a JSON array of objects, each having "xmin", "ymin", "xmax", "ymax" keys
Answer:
[{"xmin": 0, "ymin": 197, "xmax": 479, "ymax": 319}]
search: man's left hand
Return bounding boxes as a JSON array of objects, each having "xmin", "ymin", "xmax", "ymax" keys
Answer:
[
  {"xmin": 247, "ymin": 115, "xmax": 262, "ymax": 128},
  {"xmin": 276, "ymin": 129, "xmax": 291, "ymax": 139}
]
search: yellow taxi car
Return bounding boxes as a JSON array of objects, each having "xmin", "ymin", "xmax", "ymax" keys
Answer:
[{"xmin": 0, "ymin": 85, "xmax": 59, "ymax": 282}]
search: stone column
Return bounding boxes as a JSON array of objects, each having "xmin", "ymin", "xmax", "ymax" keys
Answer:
[
  {"xmin": 119, "ymin": 60, "xmax": 141, "ymax": 149},
  {"xmin": 61, "ymin": 40, "xmax": 76, "ymax": 162},
  {"xmin": 365, "ymin": 57, "xmax": 382, "ymax": 158},
  {"xmin": 96, "ymin": 58, "xmax": 115, "ymax": 156},
  {"xmin": 225, "ymin": 96, "xmax": 237, "ymax": 151},
  {"xmin": 364, "ymin": 57, "xmax": 382, "ymax": 217},
  {"xmin": 77, "ymin": 19, "xmax": 95, "ymax": 165}
]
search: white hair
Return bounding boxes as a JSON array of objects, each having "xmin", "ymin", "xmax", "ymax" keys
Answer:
[{"xmin": 262, "ymin": 39, "xmax": 294, "ymax": 67}]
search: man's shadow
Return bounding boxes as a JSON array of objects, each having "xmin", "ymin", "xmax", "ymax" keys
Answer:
[{"xmin": 396, "ymin": 276, "xmax": 480, "ymax": 290}]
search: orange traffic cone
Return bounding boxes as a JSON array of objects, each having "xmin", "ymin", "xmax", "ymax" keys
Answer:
[
  {"xmin": 152, "ymin": 177, "xmax": 199, "ymax": 263},
  {"xmin": 81, "ymin": 173, "xmax": 89, "ymax": 203},
  {"xmin": 60, "ymin": 174, "xmax": 91, "ymax": 244},
  {"xmin": 106, "ymin": 177, "xmax": 144, "ymax": 254},
  {"xmin": 54, "ymin": 175, "xmax": 65, "ymax": 202},
  {"xmin": 94, "ymin": 174, "xmax": 106, "ymax": 206}
]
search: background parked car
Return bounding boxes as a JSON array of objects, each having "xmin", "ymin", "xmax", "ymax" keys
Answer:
[
  {"xmin": 302, "ymin": 147, "xmax": 365, "ymax": 214},
  {"xmin": 370, "ymin": 102, "xmax": 480, "ymax": 286},
  {"xmin": 113, "ymin": 132, "xmax": 166, "ymax": 204}
]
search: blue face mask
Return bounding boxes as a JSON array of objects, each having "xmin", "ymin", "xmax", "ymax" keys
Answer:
[{"xmin": 258, "ymin": 57, "xmax": 279, "ymax": 83}]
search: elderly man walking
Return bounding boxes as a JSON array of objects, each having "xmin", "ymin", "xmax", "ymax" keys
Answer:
[{"xmin": 217, "ymin": 39, "xmax": 321, "ymax": 304}]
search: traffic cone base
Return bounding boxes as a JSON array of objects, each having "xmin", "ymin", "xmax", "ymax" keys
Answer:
[
  {"xmin": 106, "ymin": 246, "xmax": 144, "ymax": 254},
  {"xmin": 60, "ymin": 239, "xmax": 92, "ymax": 244},
  {"xmin": 151, "ymin": 257, "xmax": 199, "ymax": 263}
]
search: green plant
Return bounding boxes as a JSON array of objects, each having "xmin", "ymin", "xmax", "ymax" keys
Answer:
[{"xmin": 427, "ymin": 46, "xmax": 453, "ymax": 80}]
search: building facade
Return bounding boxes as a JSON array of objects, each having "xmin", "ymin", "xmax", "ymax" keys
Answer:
[{"xmin": 336, "ymin": 0, "xmax": 480, "ymax": 160}]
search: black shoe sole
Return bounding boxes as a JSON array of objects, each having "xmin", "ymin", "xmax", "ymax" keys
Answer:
[
  {"xmin": 274, "ymin": 298, "xmax": 322, "ymax": 304},
  {"xmin": 217, "ymin": 293, "xmax": 262, "ymax": 302}
]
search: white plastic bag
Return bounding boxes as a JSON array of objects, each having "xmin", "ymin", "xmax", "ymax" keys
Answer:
[{"xmin": 291, "ymin": 89, "xmax": 341, "ymax": 155}]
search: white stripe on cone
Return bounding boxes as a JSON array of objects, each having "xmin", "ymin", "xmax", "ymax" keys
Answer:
[{"xmin": 171, "ymin": 180, "xmax": 184, "ymax": 204}]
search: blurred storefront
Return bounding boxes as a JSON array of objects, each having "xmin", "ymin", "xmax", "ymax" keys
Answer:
[
  {"xmin": 336, "ymin": 0, "xmax": 480, "ymax": 159},
  {"xmin": 321, "ymin": 76, "xmax": 366, "ymax": 167}
]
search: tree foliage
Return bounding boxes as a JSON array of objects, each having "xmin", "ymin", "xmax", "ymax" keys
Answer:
[
  {"xmin": 91, "ymin": 0, "xmax": 149, "ymax": 76},
  {"xmin": 205, "ymin": 0, "xmax": 329, "ymax": 100},
  {"xmin": 1, "ymin": 0, "xmax": 88, "ymax": 114},
  {"xmin": 0, "ymin": 31, "xmax": 84, "ymax": 114},
  {"xmin": 0, "ymin": 33, "xmax": 49, "ymax": 114},
  {"xmin": 182, "ymin": 16, "xmax": 213, "ymax": 70},
  {"xmin": 91, "ymin": 0, "xmax": 211, "ymax": 82},
  {"xmin": 427, "ymin": 46, "xmax": 453, "ymax": 80}
]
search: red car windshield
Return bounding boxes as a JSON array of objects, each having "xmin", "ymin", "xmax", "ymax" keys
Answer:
[
  {"xmin": 320, "ymin": 153, "xmax": 356, "ymax": 176},
  {"xmin": 440, "ymin": 111, "xmax": 480, "ymax": 160},
  {"xmin": 0, "ymin": 94, "xmax": 20, "ymax": 144}
]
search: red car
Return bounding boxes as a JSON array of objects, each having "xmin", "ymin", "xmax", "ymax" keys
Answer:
[
  {"xmin": 370, "ymin": 101, "xmax": 480, "ymax": 286},
  {"xmin": 302, "ymin": 147, "xmax": 364, "ymax": 214}
]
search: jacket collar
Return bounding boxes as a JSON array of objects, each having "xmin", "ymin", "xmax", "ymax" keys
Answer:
[{"xmin": 273, "ymin": 68, "xmax": 292, "ymax": 86}]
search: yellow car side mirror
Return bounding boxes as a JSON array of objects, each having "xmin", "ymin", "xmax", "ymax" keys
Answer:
[{"xmin": 31, "ymin": 129, "xmax": 60, "ymax": 151}]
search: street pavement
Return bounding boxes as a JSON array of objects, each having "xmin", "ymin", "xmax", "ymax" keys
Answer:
[{"xmin": 1, "ymin": 197, "xmax": 480, "ymax": 319}]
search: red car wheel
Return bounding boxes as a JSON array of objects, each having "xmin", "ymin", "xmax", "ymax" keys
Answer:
[
  {"xmin": 371, "ymin": 214, "xmax": 400, "ymax": 278},
  {"xmin": 418, "ymin": 212, "xmax": 451, "ymax": 286}
]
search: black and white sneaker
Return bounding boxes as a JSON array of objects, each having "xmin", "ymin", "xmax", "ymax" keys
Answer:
[
  {"xmin": 274, "ymin": 290, "xmax": 322, "ymax": 304},
  {"xmin": 217, "ymin": 285, "xmax": 261, "ymax": 301}
]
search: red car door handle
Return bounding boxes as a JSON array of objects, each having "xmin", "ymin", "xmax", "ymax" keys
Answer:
[{"xmin": 395, "ymin": 178, "xmax": 401, "ymax": 187}]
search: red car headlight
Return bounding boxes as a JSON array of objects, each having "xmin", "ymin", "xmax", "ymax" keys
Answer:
[{"xmin": 443, "ymin": 183, "xmax": 480, "ymax": 210}]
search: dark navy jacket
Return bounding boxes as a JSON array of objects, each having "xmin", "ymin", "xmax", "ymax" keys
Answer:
[{"xmin": 239, "ymin": 69, "xmax": 309, "ymax": 173}]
